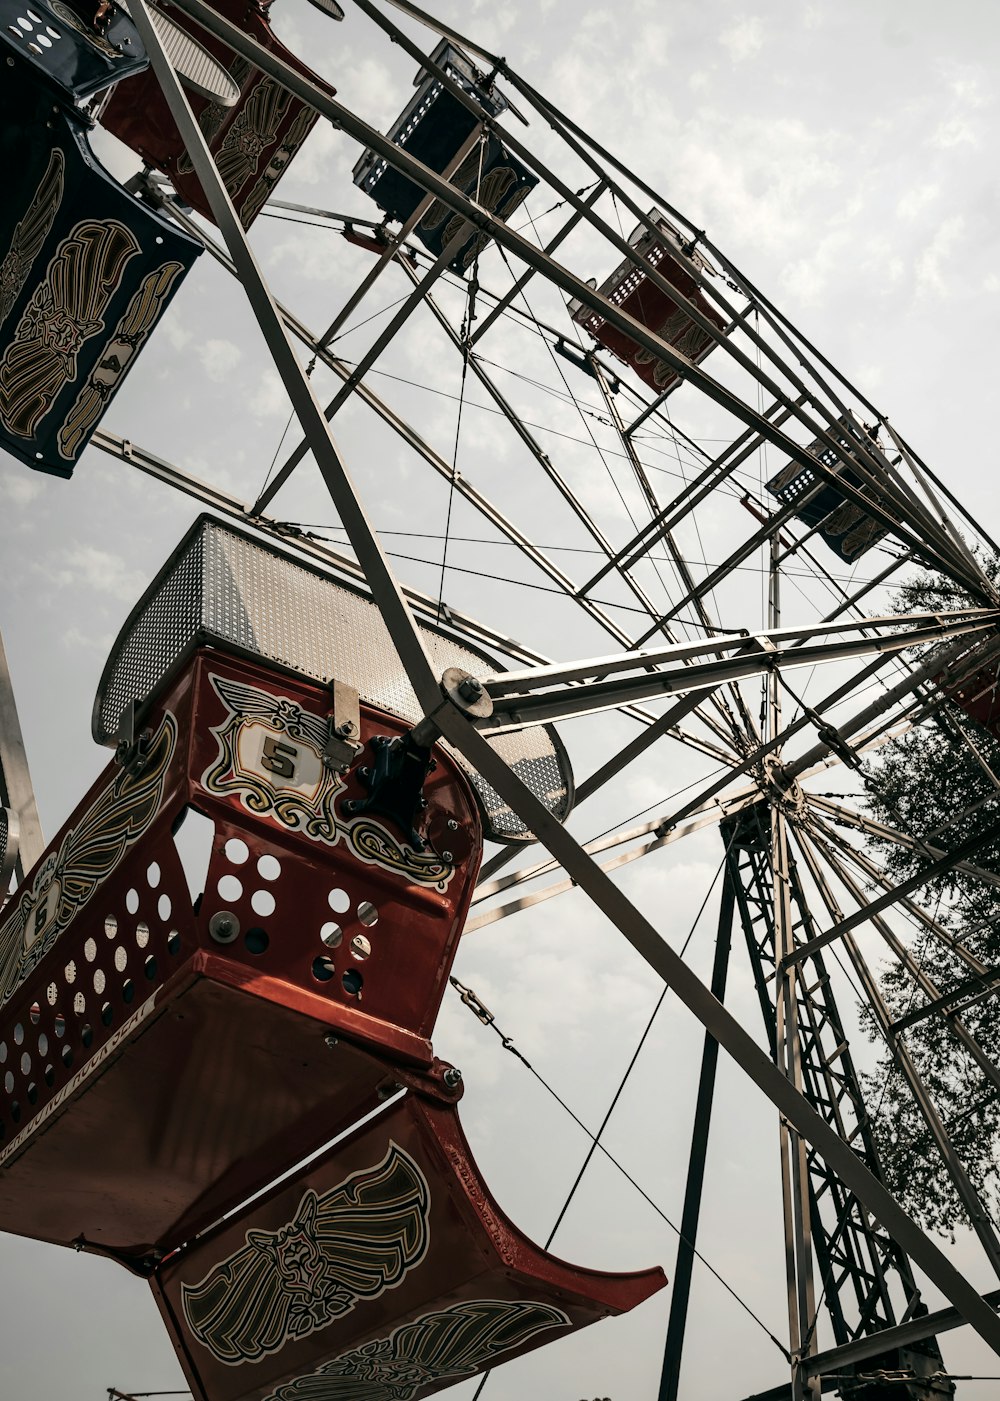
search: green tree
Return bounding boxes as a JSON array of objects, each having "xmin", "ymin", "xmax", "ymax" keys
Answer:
[{"xmin": 860, "ymin": 562, "xmax": 1000, "ymax": 1238}]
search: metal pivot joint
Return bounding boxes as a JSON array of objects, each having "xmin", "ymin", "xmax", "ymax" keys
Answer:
[
  {"xmin": 410, "ymin": 666, "xmax": 494, "ymax": 748},
  {"xmin": 343, "ymin": 732, "xmax": 436, "ymax": 849}
]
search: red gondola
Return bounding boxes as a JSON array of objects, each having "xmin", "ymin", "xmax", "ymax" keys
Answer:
[
  {"xmin": 153, "ymin": 1090, "xmax": 665, "ymax": 1401},
  {"xmin": 352, "ymin": 41, "xmax": 538, "ymax": 275},
  {"xmin": 0, "ymin": 517, "xmax": 659, "ymax": 1397},
  {"xmin": 99, "ymin": 0, "xmax": 337, "ymax": 229},
  {"xmin": 569, "ymin": 210, "xmax": 728, "ymax": 395},
  {"xmin": 0, "ymin": 17, "xmax": 200, "ymax": 477},
  {"xmin": 765, "ymin": 412, "xmax": 891, "ymax": 562},
  {"xmin": 0, "ymin": 518, "xmax": 573, "ymax": 1258}
]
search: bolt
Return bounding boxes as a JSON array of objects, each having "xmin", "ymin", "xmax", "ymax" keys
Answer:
[
  {"xmin": 336, "ymin": 720, "xmax": 356, "ymax": 737},
  {"xmin": 442, "ymin": 851, "xmax": 453, "ymax": 863},
  {"xmin": 447, "ymin": 818, "xmax": 459, "ymax": 831},
  {"xmin": 208, "ymin": 911, "xmax": 239, "ymax": 944},
  {"xmin": 443, "ymin": 1067, "xmax": 462, "ymax": 1089},
  {"xmin": 324, "ymin": 1033, "xmax": 339, "ymax": 1050},
  {"xmin": 359, "ymin": 766, "xmax": 371, "ymax": 778},
  {"xmin": 457, "ymin": 676, "xmax": 483, "ymax": 702},
  {"xmin": 377, "ymin": 1081, "xmax": 403, "ymax": 1101}
]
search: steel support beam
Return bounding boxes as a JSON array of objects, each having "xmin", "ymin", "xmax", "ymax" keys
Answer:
[
  {"xmin": 785, "ymin": 819, "xmax": 1000, "ymax": 968},
  {"xmin": 658, "ymin": 868, "xmax": 735, "ymax": 1401},
  {"xmin": 477, "ymin": 613, "xmax": 999, "ymax": 731},
  {"xmin": 126, "ymin": 0, "xmax": 441, "ymax": 722},
  {"xmin": 0, "ymin": 628, "xmax": 44, "ymax": 884}
]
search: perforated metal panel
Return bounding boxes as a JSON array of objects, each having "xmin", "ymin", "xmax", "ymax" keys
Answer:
[
  {"xmin": 0, "ymin": 808, "xmax": 16, "ymax": 891},
  {"xmin": 94, "ymin": 518, "xmax": 574, "ymax": 843}
]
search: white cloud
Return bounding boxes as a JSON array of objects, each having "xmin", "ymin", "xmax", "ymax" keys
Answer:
[
  {"xmin": 914, "ymin": 215, "xmax": 965, "ymax": 296},
  {"xmin": 158, "ymin": 310, "xmax": 193, "ymax": 352},
  {"xmin": 197, "ymin": 338, "xmax": 243, "ymax": 382},
  {"xmin": 0, "ymin": 469, "xmax": 42, "ymax": 507},
  {"xmin": 61, "ymin": 624, "xmax": 113, "ymax": 653},
  {"xmin": 48, "ymin": 545, "xmax": 146, "ymax": 598},
  {"xmin": 720, "ymin": 17, "xmax": 764, "ymax": 63},
  {"xmin": 930, "ymin": 113, "xmax": 977, "ymax": 148},
  {"xmin": 897, "ymin": 183, "xmax": 940, "ymax": 221},
  {"xmin": 250, "ymin": 367, "xmax": 293, "ymax": 421}
]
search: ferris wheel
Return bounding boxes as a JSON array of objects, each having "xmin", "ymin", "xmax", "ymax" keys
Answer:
[{"xmin": 1, "ymin": 3, "xmax": 1000, "ymax": 1401}]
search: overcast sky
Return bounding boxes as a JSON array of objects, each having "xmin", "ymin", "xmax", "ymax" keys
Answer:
[{"xmin": 3, "ymin": 2, "xmax": 1000, "ymax": 1399}]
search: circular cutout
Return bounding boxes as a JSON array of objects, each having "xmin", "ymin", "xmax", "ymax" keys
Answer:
[
  {"xmin": 217, "ymin": 873, "xmax": 243, "ymax": 902},
  {"xmin": 26, "ymin": 1082, "xmax": 37, "ymax": 1105},
  {"xmin": 167, "ymin": 929, "xmax": 181, "ymax": 955},
  {"xmin": 144, "ymin": 955, "xmax": 158, "ymax": 980},
  {"xmin": 125, "ymin": 888, "xmax": 139, "ymax": 914},
  {"xmin": 251, "ymin": 889, "xmax": 276, "ymax": 917},
  {"xmin": 146, "ymin": 861, "xmax": 161, "ymax": 888},
  {"xmin": 84, "ymin": 937, "xmax": 97, "ymax": 963},
  {"xmin": 46, "ymin": 982, "xmax": 57, "ymax": 1006},
  {"xmin": 20, "ymin": 1053, "xmax": 30, "ymax": 1076},
  {"xmin": 37, "ymin": 1033, "xmax": 47, "ymax": 1058},
  {"xmin": 357, "ymin": 901, "xmax": 379, "ymax": 927},
  {"xmin": 3, "ymin": 1071, "xmax": 13, "ymax": 1094},
  {"xmin": 257, "ymin": 854, "xmax": 281, "ymax": 881},
  {"xmin": 342, "ymin": 969, "xmax": 363, "ymax": 997},
  {"xmin": 224, "ymin": 837, "xmax": 249, "ymax": 865},
  {"xmin": 13, "ymin": 1023, "xmax": 23, "ymax": 1046},
  {"xmin": 61, "ymin": 1045, "xmax": 73, "ymax": 1068},
  {"xmin": 104, "ymin": 914, "xmax": 117, "ymax": 939},
  {"xmin": 320, "ymin": 921, "xmax": 342, "ymax": 948},
  {"xmin": 122, "ymin": 979, "xmax": 135, "ymax": 1004},
  {"xmin": 28, "ymin": 1002, "xmax": 40, "ymax": 1024},
  {"xmin": 93, "ymin": 969, "xmax": 106, "ymax": 995},
  {"xmin": 327, "ymin": 887, "xmax": 350, "ymax": 914},
  {"xmin": 80, "ymin": 1025, "xmax": 93, "ymax": 1049},
  {"xmin": 157, "ymin": 893, "xmax": 171, "ymax": 922},
  {"xmin": 312, "ymin": 955, "xmax": 335, "ymax": 982},
  {"xmin": 100, "ymin": 1003, "xmax": 113, "ymax": 1027},
  {"xmin": 114, "ymin": 946, "xmax": 128, "ymax": 973},
  {"xmin": 244, "ymin": 927, "xmax": 269, "ymax": 955},
  {"xmin": 64, "ymin": 961, "xmax": 76, "ymax": 984},
  {"xmin": 54, "ymin": 1016, "xmax": 65, "ymax": 1039},
  {"xmin": 0, "ymin": 1043, "xmax": 5, "ymax": 1064},
  {"xmin": 350, "ymin": 934, "xmax": 371, "ymax": 961},
  {"xmin": 136, "ymin": 921, "xmax": 150, "ymax": 949},
  {"xmin": 43, "ymin": 1064, "xmax": 54, "ymax": 1087},
  {"xmin": 73, "ymin": 992, "xmax": 85, "ymax": 1015}
]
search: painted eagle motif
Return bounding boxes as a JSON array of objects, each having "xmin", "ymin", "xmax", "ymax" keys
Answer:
[
  {"xmin": 0, "ymin": 149, "xmax": 65, "ymax": 329},
  {"xmin": 0, "ymin": 710, "xmax": 176, "ymax": 1008},
  {"xmin": 262, "ymin": 1299, "xmax": 571, "ymax": 1401},
  {"xmin": 181, "ymin": 1143, "xmax": 432, "ymax": 1365}
]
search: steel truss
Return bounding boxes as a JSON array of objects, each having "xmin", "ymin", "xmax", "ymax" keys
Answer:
[
  {"xmin": 719, "ymin": 805, "xmax": 953, "ymax": 1400},
  {"xmin": 6, "ymin": 2, "xmax": 1000, "ymax": 1398}
]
